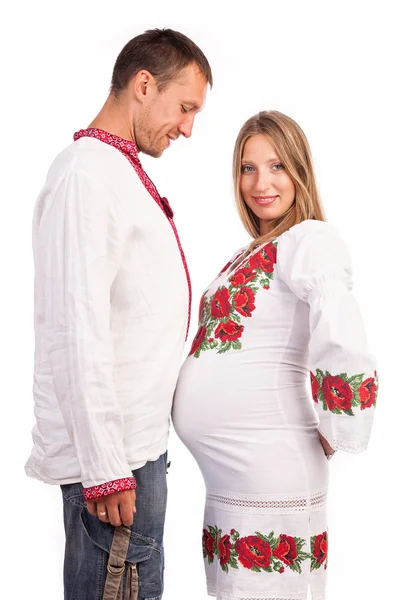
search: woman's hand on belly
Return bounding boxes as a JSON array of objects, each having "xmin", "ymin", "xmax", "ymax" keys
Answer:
[{"xmin": 318, "ymin": 430, "xmax": 336, "ymax": 458}]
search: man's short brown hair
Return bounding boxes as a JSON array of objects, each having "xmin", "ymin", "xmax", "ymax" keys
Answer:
[{"xmin": 111, "ymin": 28, "xmax": 213, "ymax": 95}]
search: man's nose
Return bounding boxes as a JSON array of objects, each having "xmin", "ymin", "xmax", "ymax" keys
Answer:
[{"xmin": 178, "ymin": 115, "xmax": 194, "ymax": 138}]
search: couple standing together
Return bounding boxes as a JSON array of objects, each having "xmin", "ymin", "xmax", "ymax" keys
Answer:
[{"xmin": 25, "ymin": 28, "xmax": 378, "ymax": 600}]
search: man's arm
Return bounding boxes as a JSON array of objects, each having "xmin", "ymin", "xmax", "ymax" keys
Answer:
[{"xmin": 40, "ymin": 168, "xmax": 135, "ymax": 524}]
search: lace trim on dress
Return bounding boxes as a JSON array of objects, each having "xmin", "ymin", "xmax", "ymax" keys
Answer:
[
  {"xmin": 207, "ymin": 489, "xmax": 327, "ymax": 514},
  {"xmin": 333, "ymin": 439, "xmax": 369, "ymax": 453},
  {"xmin": 207, "ymin": 586, "xmax": 310, "ymax": 600}
]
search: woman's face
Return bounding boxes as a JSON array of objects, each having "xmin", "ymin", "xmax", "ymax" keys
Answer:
[{"xmin": 240, "ymin": 134, "xmax": 296, "ymax": 235}]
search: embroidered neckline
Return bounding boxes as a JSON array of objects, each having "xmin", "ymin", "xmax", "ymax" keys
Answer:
[{"xmin": 74, "ymin": 128, "xmax": 139, "ymax": 162}]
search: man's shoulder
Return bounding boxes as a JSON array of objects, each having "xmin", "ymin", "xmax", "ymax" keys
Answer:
[{"xmin": 49, "ymin": 137, "xmax": 129, "ymax": 179}]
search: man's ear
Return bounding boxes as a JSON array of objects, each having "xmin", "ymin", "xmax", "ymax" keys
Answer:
[{"xmin": 133, "ymin": 70, "xmax": 156, "ymax": 104}]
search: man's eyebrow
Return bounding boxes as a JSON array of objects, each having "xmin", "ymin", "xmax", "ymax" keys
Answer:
[{"xmin": 182, "ymin": 102, "xmax": 202, "ymax": 111}]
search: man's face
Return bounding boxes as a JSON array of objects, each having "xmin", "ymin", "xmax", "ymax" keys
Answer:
[{"xmin": 134, "ymin": 63, "xmax": 208, "ymax": 157}]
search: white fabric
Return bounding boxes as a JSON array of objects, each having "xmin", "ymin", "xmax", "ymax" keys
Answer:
[
  {"xmin": 173, "ymin": 220, "xmax": 376, "ymax": 600},
  {"xmin": 25, "ymin": 138, "xmax": 189, "ymax": 488}
]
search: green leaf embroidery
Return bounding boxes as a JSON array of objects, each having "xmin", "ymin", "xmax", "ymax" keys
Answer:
[
  {"xmin": 264, "ymin": 566, "xmax": 273, "ymax": 573},
  {"xmin": 290, "ymin": 562, "xmax": 302, "ymax": 574},
  {"xmin": 251, "ymin": 566, "xmax": 262, "ymax": 573},
  {"xmin": 347, "ymin": 373, "xmax": 365, "ymax": 388},
  {"xmin": 230, "ymin": 312, "xmax": 242, "ymax": 323},
  {"xmin": 231, "ymin": 340, "xmax": 242, "ymax": 350},
  {"xmin": 208, "ymin": 525, "xmax": 217, "ymax": 538}
]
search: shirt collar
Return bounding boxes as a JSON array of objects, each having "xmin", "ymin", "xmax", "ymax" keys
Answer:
[{"xmin": 73, "ymin": 128, "xmax": 140, "ymax": 163}]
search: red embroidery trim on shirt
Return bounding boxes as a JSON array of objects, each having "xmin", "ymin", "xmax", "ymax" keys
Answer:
[
  {"xmin": 83, "ymin": 476, "xmax": 137, "ymax": 501},
  {"xmin": 73, "ymin": 128, "xmax": 192, "ymax": 339}
]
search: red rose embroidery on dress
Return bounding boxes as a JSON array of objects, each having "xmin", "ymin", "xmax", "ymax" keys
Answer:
[
  {"xmin": 191, "ymin": 242, "xmax": 277, "ymax": 357},
  {"xmin": 273, "ymin": 534, "xmax": 298, "ymax": 566},
  {"xmin": 189, "ymin": 326, "xmax": 207, "ymax": 356},
  {"xmin": 215, "ymin": 320, "xmax": 244, "ymax": 342},
  {"xmin": 358, "ymin": 376, "xmax": 378, "ymax": 410},
  {"xmin": 249, "ymin": 244, "xmax": 277, "ymax": 272},
  {"xmin": 322, "ymin": 375, "xmax": 353, "ymax": 411},
  {"xmin": 235, "ymin": 535, "xmax": 272, "ymax": 570},
  {"xmin": 217, "ymin": 534, "xmax": 232, "ymax": 566},
  {"xmin": 211, "ymin": 287, "xmax": 231, "ymax": 319},
  {"xmin": 310, "ymin": 371, "xmax": 319, "ymax": 403},
  {"xmin": 203, "ymin": 525, "xmax": 311, "ymax": 574},
  {"xmin": 312, "ymin": 368, "xmax": 377, "ymax": 414},
  {"xmin": 198, "ymin": 294, "xmax": 206, "ymax": 321},
  {"xmin": 234, "ymin": 286, "xmax": 256, "ymax": 317},
  {"xmin": 230, "ymin": 267, "xmax": 257, "ymax": 287},
  {"xmin": 203, "ymin": 529, "xmax": 215, "ymax": 560},
  {"xmin": 311, "ymin": 531, "xmax": 328, "ymax": 570}
]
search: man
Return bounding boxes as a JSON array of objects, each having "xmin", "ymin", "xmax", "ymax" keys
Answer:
[{"xmin": 25, "ymin": 28, "xmax": 212, "ymax": 600}]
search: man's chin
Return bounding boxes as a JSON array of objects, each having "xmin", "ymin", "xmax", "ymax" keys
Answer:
[{"xmin": 137, "ymin": 143, "xmax": 164, "ymax": 159}]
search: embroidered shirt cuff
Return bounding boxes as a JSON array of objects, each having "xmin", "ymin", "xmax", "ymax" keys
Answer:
[{"xmin": 83, "ymin": 477, "xmax": 137, "ymax": 501}]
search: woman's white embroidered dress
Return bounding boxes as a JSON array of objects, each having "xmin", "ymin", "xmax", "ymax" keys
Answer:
[{"xmin": 173, "ymin": 220, "xmax": 377, "ymax": 600}]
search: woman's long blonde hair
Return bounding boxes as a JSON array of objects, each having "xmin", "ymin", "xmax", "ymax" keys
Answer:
[{"xmin": 233, "ymin": 111, "xmax": 325, "ymax": 248}]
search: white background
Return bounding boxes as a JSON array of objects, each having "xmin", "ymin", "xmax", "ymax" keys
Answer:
[{"xmin": 1, "ymin": 1, "xmax": 397, "ymax": 599}]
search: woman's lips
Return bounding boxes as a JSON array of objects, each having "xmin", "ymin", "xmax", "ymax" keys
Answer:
[{"xmin": 252, "ymin": 195, "xmax": 278, "ymax": 206}]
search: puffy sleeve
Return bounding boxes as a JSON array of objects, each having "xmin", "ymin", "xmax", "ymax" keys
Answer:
[{"xmin": 277, "ymin": 220, "xmax": 378, "ymax": 453}]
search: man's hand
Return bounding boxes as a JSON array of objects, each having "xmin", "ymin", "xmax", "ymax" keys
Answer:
[
  {"xmin": 87, "ymin": 489, "xmax": 136, "ymax": 527},
  {"xmin": 318, "ymin": 431, "xmax": 336, "ymax": 458}
]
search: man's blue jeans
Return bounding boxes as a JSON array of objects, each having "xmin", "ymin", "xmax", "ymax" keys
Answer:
[{"xmin": 61, "ymin": 453, "xmax": 168, "ymax": 600}]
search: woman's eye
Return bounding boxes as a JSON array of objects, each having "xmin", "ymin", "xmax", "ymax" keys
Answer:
[
  {"xmin": 181, "ymin": 105, "xmax": 189, "ymax": 114},
  {"xmin": 272, "ymin": 163, "xmax": 284, "ymax": 171},
  {"xmin": 242, "ymin": 165, "xmax": 254, "ymax": 173}
]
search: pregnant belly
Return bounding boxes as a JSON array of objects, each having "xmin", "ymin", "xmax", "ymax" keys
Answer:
[
  {"xmin": 172, "ymin": 357, "xmax": 318, "ymax": 450},
  {"xmin": 173, "ymin": 368, "xmax": 326, "ymax": 494}
]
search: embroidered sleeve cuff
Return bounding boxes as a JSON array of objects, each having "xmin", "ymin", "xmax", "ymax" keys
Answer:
[
  {"xmin": 83, "ymin": 477, "xmax": 137, "ymax": 501},
  {"xmin": 310, "ymin": 369, "xmax": 378, "ymax": 413}
]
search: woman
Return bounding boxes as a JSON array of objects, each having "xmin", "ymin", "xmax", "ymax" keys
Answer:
[{"xmin": 172, "ymin": 111, "xmax": 377, "ymax": 600}]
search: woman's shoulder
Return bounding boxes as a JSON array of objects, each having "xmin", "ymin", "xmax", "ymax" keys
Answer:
[
  {"xmin": 277, "ymin": 219, "xmax": 340, "ymax": 246},
  {"xmin": 276, "ymin": 219, "xmax": 352, "ymax": 296},
  {"xmin": 276, "ymin": 219, "xmax": 348, "ymax": 259}
]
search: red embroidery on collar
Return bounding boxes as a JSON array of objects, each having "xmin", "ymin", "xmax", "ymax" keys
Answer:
[{"xmin": 73, "ymin": 128, "xmax": 191, "ymax": 339}]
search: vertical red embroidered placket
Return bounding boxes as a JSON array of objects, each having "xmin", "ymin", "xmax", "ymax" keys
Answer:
[{"xmin": 73, "ymin": 128, "xmax": 192, "ymax": 339}]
